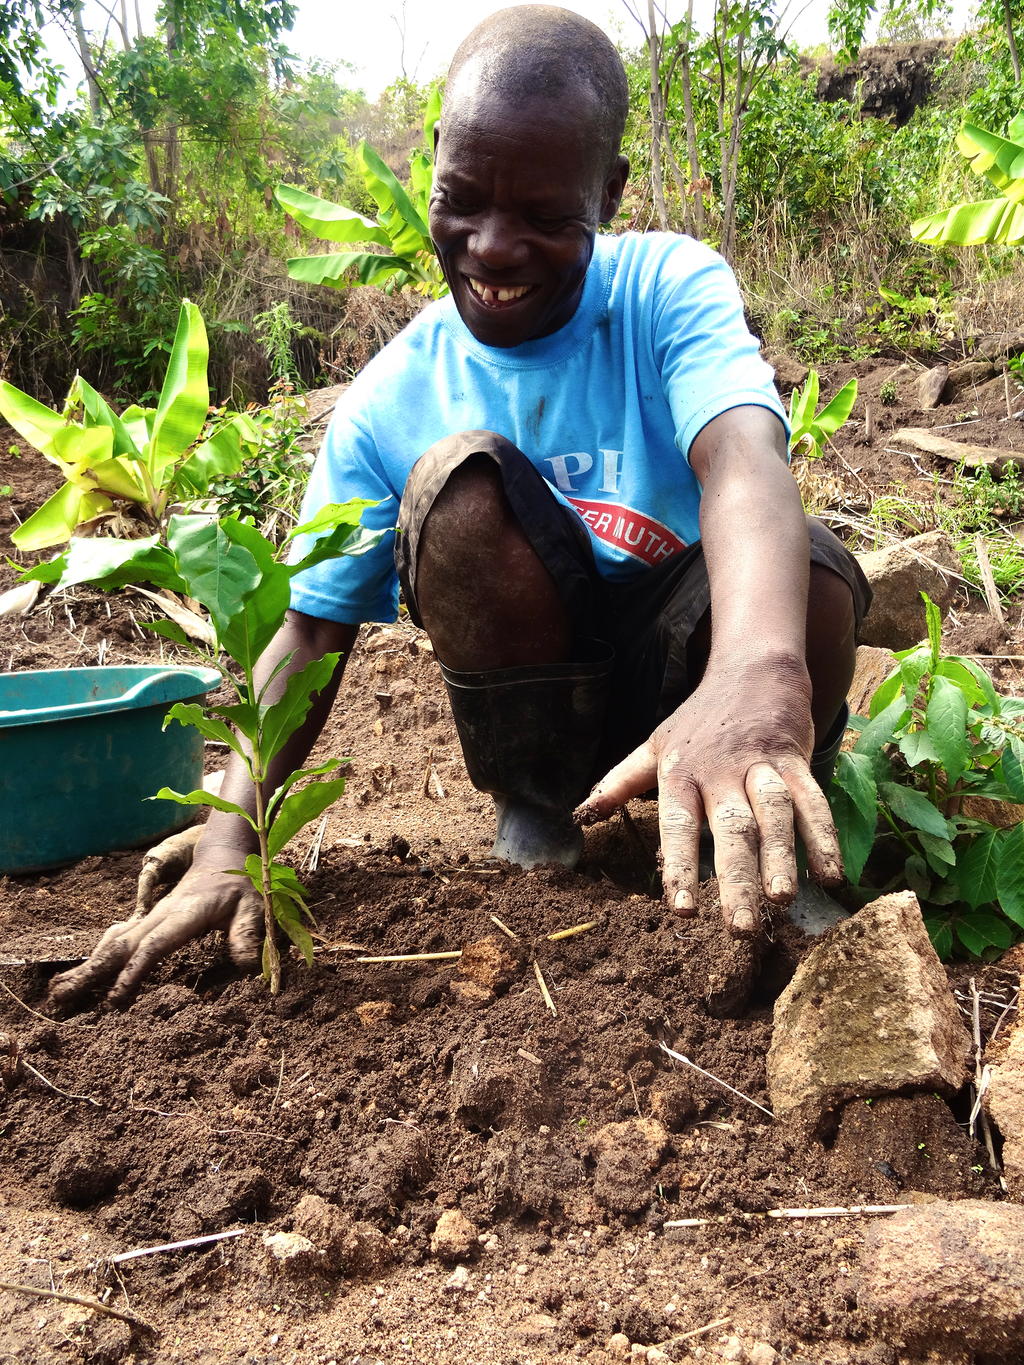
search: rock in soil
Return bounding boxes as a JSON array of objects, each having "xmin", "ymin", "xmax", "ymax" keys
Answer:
[
  {"xmin": 856, "ymin": 529, "xmax": 962, "ymax": 650},
  {"xmin": 847, "ymin": 644, "xmax": 898, "ymax": 717},
  {"xmin": 856, "ymin": 1199, "xmax": 1024, "ymax": 1357},
  {"xmin": 587, "ymin": 1117, "xmax": 669, "ymax": 1214},
  {"xmin": 767, "ymin": 890, "xmax": 970, "ymax": 1136},
  {"xmin": 984, "ymin": 998, "xmax": 1024, "ymax": 1200},
  {"xmin": 430, "ymin": 1208, "xmax": 477, "ymax": 1261},
  {"xmin": 916, "ymin": 363, "xmax": 948, "ymax": 409}
]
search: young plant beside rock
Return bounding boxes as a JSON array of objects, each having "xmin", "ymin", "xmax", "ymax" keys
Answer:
[
  {"xmin": 829, "ymin": 592, "xmax": 1024, "ymax": 958},
  {"xmin": 24, "ymin": 500, "xmax": 381, "ymax": 993}
]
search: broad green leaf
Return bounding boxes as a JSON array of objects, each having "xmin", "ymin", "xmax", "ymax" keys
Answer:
[
  {"xmin": 163, "ymin": 702, "xmax": 248, "ymax": 762},
  {"xmin": 905, "ymin": 853, "xmax": 931, "ymax": 900},
  {"xmin": 73, "ymin": 376, "xmax": 140, "ymax": 459},
  {"xmin": 119, "ymin": 404, "xmax": 155, "ymax": 451},
  {"xmin": 926, "ymin": 676, "xmax": 970, "ymax": 787},
  {"xmin": 266, "ymin": 757, "xmax": 345, "ymax": 819},
  {"xmin": 175, "ymin": 420, "xmax": 247, "ymax": 496},
  {"xmin": 898, "ymin": 728, "xmax": 940, "ymax": 767},
  {"xmin": 0, "ymin": 379, "xmax": 66, "ymax": 455},
  {"xmin": 934, "ymin": 658, "xmax": 987, "ymax": 708},
  {"xmin": 997, "ymin": 824, "xmax": 1024, "ymax": 927},
  {"xmin": 87, "ymin": 456, "xmax": 146, "ymax": 501},
  {"xmin": 359, "ymin": 139, "xmax": 430, "ymax": 239},
  {"xmin": 867, "ymin": 666, "xmax": 904, "ymax": 718},
  {"xmin": 924, "ymin": 915, "xmax": 954, "ymax": 960},
  {"xmin": 167, "ymin": 514, "xmax": 261, "ymax": 641},
  {"xmin": 237, "ymin": 854, "xmax": 310, "ymax": 904},
  {"xmin": 1000, "ymin": 742, "xmax": 1024, "ymax": 802},
  {"xmin": 285, "ymin": 250, "xmax": 410, "ymax": 289},
  {"xmin": 16, "ymin": 551, "xmax": 69, "ymax": 585},
  {"xmin": 149, "ymin": 786, "xmax": 256, "ymax": 828},
  {"xmin": 10, "ymin": 482, "xmax": 83, "ymax": 549},
  {"xmin": 275, "ymin": 182, "xmax": 391, "ymax": 247},
  {"xmin": 268, "ymin": 777, "xmax": 347, "ymax": 858},
  {"xmin": 144, "ymin": 619, "xmax": 191, "ymax": 647},
  {"xmin": 209, "ymin": 700, "xmax": 259, "ymax": 741},
  {"xmin": 278, "ymin": 908, "xmax": 315, "ymax": 966},
  {"xmin": 919, "ymin": 831, "xmax": 957, "ymax": 873},
  {"xmin": 259, "ymin": 652, "xmax": 342, "ymax": 765},
  {"xmin": 287, "ymin": 521, "xmax": 387, "ymax": 577},
  {"xmin": 150, "ymin": 301, "xmax": 210, "ymax": 475},
  {"xmin": 828, "ymin": 781, "xmax": 877, "ymax": 886},
  {"xmin": 923, "ymin": 592, "xmax": 942, "ymax": 670},
  {"xmin": 833, "ymin": 750, "xmax": 878, "ymax": 824},
  {"xmin": 956, "ymin": 911, "xmax": 1013, "ymax": 956},
  {"xmin": 287, "ymin": 498, "xmax": 378, "ymax": 542},
  {"xmin": 52, "ymin": 422, "xmax": 114, "ymax": 472},
  {"xmin": 858, "ymin": 696, "xmax": 908, "ymax": 751},
  {"xmin": 955, "ymin": 829, "xmax": 1002, "ymax": 910},
  {"xmin": 46, "ymin": 534, "xmax": 186, "ymax": 594},
  {"xmin": 879, "ymin": 782, "xmax": 951, "ymax": 838},
  {"xmin": 911, "ymin": 196, "xmax": 1024, "ymax": 246},
  {"xmin": 219, "ymin": 518, "xmax": 292, "ymax": 671},
  {"xmin": 814, "ymin": 378, "xmax": 858, "ymax": 436},
  {"xmin": 423, "ymin": 83, "xmax": 442, "ymax": 145}
]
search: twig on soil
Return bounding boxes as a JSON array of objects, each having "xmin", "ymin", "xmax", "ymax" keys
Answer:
[
  {"xmin": 517, "ymin": 1047, "xmax": 542, "ymax": 1066},
  {"xmin": 991, "ymin": 988, "xmax": 1020, "ymax": 1043},
  {"xmin": 546, "ymin": 920, "xmax": 599, "ymax": 941},
  {"xmin": 974, "ymin": 534, "xmax": 1006, "ymax": 627},
  {"xmin": 0, "ymin": 1280, "xmax": 156, "ymax": 1332},
  {"xmin": 0, "ymin": 978, "xmax": 72, "ymax": 1027},
  {"xmin": 676, "ymin": 1318, "xmax": 732, "ymax": 1341},
  {"xmin": 22, "ymin": 1059, "xmax": 100, "ymax": 1106},
  {"xmin": 490, "ymin": 915, "xmax": 519, "ymax": 941},
  {"xmin": 300, "ymin": 816, "xmax": 328, "ymax": 873},
  {"xmin": 357, "ymin": 951, "xmax": 462, "ymax": 963},
  {"xmin": 270, "ymin": 1052, "xmax": 285, "ymax": 1111},
  {"xmin": 533, "ymin": 960, "xmax": 557, "ymax": 1017},
  {"xmin": 658, "ymin": 1043, "xmax": 774, "ymax": 1119},
  {"xmin": 664, "ymin": 1205, "xmax": 913, "ymax": 1229},
  {"xmin": 970, "ymin": 976, "xmax": 1002, "ymax": 1172},
  {"xmin": 110, "ymin": 1229, "xmax": 245, "ymax": 1265},
  {"xmin": 420, "ymin": 747, "xmax": 446, "ymax": 799}
]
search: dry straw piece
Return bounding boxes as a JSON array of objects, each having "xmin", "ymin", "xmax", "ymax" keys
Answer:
[
  {"xmin": 357, "ymin": 951, "xmax": 462, "ymax": 963},
  {"xmin": 546, "ymin": 920, "xmax": 598, "ymax": 941},
  {"xmin": 533, "ymin": 960, "xmax": 558, "ymax": 1017}
]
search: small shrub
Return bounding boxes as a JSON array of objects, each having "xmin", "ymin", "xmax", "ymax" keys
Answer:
[{"xmin": 879, "ymin": 378, "xmax": 900, "ymax": 405}]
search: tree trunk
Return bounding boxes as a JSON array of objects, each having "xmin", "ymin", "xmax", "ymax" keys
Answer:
[
  {"xmin": 1004, "ymin": 0, "xmax": 1022, "ymax": 83},
  {"xmin": 73, "ymin": 1, "xmax": 102, "ymax": 118},
  {"xmin": 680, "ymin": 0, "xmax": 704, "ymax": 236},
  {"xmin": 647, "ymin": 0, "xmax": 669, "ymax": 231}
]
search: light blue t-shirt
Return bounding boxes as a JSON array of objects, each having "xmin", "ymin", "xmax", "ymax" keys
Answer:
[{"xmin": 289, "ymin": 231, "xmax": 786, "ymax": 624}]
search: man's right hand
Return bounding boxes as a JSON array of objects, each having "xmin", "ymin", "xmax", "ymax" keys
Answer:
[{"xmin": 47, "ymin": 842, "xmax": 265, "ymax": 1011}]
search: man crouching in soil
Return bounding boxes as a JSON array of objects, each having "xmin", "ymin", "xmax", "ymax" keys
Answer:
[{"xmin": 51, "ymin": 4, "xmax": 870, "ymax": 1011}]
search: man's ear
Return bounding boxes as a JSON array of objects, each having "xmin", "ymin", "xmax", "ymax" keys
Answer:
[{"xmin": 600, "ymin": 155, "xmax": 630, "ymax": 224}]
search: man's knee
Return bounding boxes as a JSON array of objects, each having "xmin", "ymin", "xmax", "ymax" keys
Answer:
[{"xmin": 807, "ymin": 563, "xmax": 857, "ymax": 656}]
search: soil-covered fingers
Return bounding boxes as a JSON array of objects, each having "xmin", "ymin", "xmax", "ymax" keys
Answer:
[
  {"xmin": 47, "ymin": 918, "xmax": 153, "ymax": 1012},
  {"xmin": 226, "ymin": 887, "xmax": 267, "ymax": 967},
  {"xmin": 134, "ymin": 825, "xmax": 205, "ymax": 918},
  {"xmin": 657, "ymin": 786, "xmax": 703, "ymax": 917},
  {"xmin": 785, "ymin": 766, "xmax": 845, "ymax": 886},
  {"xmin": 745, "ymin": 762, "xmax": 798, "ymax": 905},
  {"xmin": 574, "ymin": 742, "xmax": 658, "ymax": 826},
  {"xmin": 707, "ymin": 790, "xmax": 762, "ymax": 938}
]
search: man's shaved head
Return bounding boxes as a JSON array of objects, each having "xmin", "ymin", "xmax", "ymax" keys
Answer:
[{"xmin": 443, "ymin": 5, "xmax": 629, "ymax": 168}]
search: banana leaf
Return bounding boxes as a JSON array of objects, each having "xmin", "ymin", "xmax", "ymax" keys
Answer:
[
  {"xmin": 275, "ymin": 183, "xmax": 391, "ymax": 248},
  {"xmin": 285, "ymin": 250, "xmax": 411, "ymax": 289}
]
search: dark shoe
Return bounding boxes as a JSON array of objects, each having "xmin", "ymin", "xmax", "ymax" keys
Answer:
[{"xmin": 439, "ymin": 642, "xmax": 614, "ymax": 870}]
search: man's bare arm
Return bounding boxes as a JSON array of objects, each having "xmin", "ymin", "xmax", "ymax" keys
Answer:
[
  {"xmin": 576, "ymin": 405, "xmax": 843, "ymax": 934},
  {"xmin": 48, "ymin": 611, "xmax": 358, "ymax": 1009}
]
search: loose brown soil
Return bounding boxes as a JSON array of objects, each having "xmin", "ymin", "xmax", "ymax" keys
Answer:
[{"xmin": 1, "ymin": 362, "xmax": 1022, "ymax": 1365}]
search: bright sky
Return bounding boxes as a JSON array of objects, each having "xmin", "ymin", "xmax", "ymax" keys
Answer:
[{"xmin": 42, "ymin": 0, "xmax": 979, "ymax": 104}]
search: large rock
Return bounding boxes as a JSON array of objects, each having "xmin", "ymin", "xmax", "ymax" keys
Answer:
[
  {"xmin": 891, "ymin": 426, "xmax": 1022, "ymax": 475},
  {"xmin": 945, "ymin": 358, "xmax": 996, "ymax": 400},
  {"xmin": 984, "ymin": 998, "xmax": 1024, "ymax": 1200},
  {"xmin": 977, "ymin": 329, "xmax": 1024, "ymax": 361},
  {"xmin": 767, "ymin": 891, "xmax": 970, "ymax": 1136},
  {"xmin": 846, "ymin": 644, "xmax": 897, "ymax": 717},
  {"xmin": 765, "ymin": 351, "xmax": 808, "ymax": 394},
  {"xmin": 857, "ymin": 1200, "xmax": 1024, "ymax": 1356},
  {"xmin": 916, "ymin": 364, "xmax": 948, "ymax": 409},
  {"xmin": 857, "ymin": 529, "xmax": 962, "ymax": 650}
]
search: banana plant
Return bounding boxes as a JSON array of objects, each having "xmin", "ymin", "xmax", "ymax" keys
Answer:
[
  {"xmin": 788, "ymin": 369, "xmax": 858, "ymax": 460},
  {"xmin": 1, "ymin": 300, "xmax": 259, "ymax": 551},
  {"xmin": 911, "ymin": 112, "xmax": 1024, "ymax": 247},
  {"xmin": 276, "ymin": 85, "xmax": 447, "ymax": 299}
]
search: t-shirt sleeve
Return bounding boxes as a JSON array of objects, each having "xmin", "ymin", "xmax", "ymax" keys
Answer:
[
  {"xmin": 651, "ymin": 240, "xmax": 788, "ymax": 462},
  {"xmin": 287, "ymin": 405, "xmax": 401, "ymax": 625}
]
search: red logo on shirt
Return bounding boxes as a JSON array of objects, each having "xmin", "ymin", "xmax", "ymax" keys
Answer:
[{"xmin": 566, "ymin": 499, "xmax": 687, "ymax": 566}]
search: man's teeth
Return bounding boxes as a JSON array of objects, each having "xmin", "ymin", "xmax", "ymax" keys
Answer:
[{"xmin": 469, "ymin": 279, "xmax": 531, "ymax": 304}]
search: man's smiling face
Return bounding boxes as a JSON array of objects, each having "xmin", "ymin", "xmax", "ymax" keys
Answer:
[{"xmin": 429, "ymin": 80, "xmax": 628, "ymax": 349}]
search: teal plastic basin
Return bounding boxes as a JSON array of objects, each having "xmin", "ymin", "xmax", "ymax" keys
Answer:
[{"xmin": 0, "ymin": 665, "xmax": 222, "ymax": 874}]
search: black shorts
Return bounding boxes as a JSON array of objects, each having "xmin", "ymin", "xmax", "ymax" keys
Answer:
[{"xmin": 396, "ymin": 430, "xmax": 871, "ymax": 769}]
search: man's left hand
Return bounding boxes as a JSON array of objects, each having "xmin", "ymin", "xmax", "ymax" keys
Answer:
[{"xmin": 574, "ymin": 653, "xmax": 844, "ymax": 936}]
